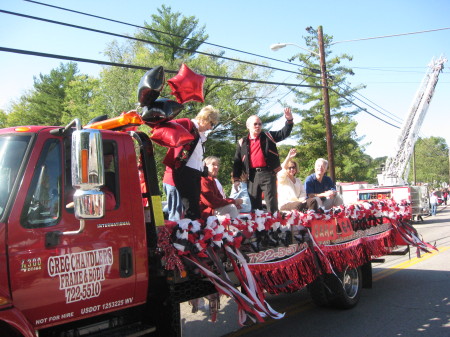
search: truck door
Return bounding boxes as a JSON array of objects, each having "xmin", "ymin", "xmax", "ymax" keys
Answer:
[{"xmin": 7, "ymin": 130, "xmax": 147, "ymax": 329}]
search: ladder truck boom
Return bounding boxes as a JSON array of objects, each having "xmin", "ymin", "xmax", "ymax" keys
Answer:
[{"xmin": 378, "ymin": 56, "xmax": 446, "ymax": 186}]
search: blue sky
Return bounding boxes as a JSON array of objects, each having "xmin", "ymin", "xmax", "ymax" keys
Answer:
[{"xmin": 1, "ymin": 0, "xmax": 449, "ymax": 159}]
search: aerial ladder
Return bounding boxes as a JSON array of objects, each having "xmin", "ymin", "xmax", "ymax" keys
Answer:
[{"xmin": 377, "ymin": 56, "xmax": 447, "ymax": 186}]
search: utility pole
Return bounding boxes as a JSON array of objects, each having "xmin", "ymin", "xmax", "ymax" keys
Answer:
[{"xmin": 317, "ymin": 26, "xmax": 335, "ymax": 183}]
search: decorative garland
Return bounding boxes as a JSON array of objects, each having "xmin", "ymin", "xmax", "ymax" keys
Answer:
[{"xmin": 156, "ymin": 200, "xmax": 436, "ymax": 324}]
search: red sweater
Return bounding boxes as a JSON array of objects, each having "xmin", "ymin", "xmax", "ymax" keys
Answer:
[{"xmin": 200, "ymin": 176, "xmax": 235, "ymax": 219}]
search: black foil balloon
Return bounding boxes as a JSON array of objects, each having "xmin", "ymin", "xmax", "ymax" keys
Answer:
[
  {"xmin": 141, "ymin": 98, "xmax": 184, "ymax": 125},
  {"xmin": 137, "ymin": 66, "xmax": 165, "ymax": 107},
  {"xmin": 86, "ymin": 114, "xmax": 108, "ymax": 126}
]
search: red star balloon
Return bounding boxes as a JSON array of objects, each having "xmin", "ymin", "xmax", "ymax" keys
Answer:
[
  {"xmin": 150, "ymin": 121, "xmax": 195, "ymax": 148},
  {"xmin": 168, "ymin": 63, "xmax": 205, "ymax": 104}
]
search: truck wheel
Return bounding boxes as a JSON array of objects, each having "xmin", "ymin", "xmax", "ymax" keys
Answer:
[
  {"xmin": 146, "ymin": 278, "xmax": 182, "ymax": 337},
  {"xmin": 0, "ymin": 323, "xmax": 22, "ymax": 337},
  {"xmin": 307, "ymin": 276, "xmax": 331, "ymax": 307},
  {"xmin": 329, "ymin": 266, "xmax": 362, "ymax": 309}
]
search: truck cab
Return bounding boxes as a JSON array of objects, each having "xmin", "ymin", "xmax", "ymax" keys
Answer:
[{"xmin": 0, "ymin": 125, "xmax": 151, "ymax": 336}]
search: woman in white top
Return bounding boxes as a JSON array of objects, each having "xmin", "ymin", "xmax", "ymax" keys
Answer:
[{"xmin": 277, "ymin": 148, "xmax": 317, "ymax": 211}]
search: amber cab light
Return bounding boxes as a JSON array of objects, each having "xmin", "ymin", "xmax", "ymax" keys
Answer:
[
  {"xmin": 86, "ymin": 111, "xmax": 143, "ymax": 130},
  {"xmin": 14, "ymin": 127, "xmax": 31, "ymax": 132}
]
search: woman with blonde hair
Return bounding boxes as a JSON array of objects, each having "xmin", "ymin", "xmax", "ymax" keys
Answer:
[
  {"xmin": 163, "ymin": 105, "xmax": 220, "ymax": 220},
  {"xmin": 277, "ymin": 148, "xmax": 317, "ymax": 211}
]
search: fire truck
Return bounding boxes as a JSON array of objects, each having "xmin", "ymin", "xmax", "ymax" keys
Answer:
[
  {"xmin": 0, "ymin": 68, "xmax": 432, "ymax": 337},
  {"xmin": 339, "ymin": 182, "xmax": 430, "ymax": 221},
  {"xmin": 340, "ymin": 57, "xmax": 446, "ymax": 220}
]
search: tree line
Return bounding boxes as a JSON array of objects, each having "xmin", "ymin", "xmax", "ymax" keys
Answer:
[{"xmin": 0, "ymin": 5, "xmax": 448, "ymax": 192}]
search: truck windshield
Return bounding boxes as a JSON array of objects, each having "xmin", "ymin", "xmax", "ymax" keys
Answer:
[{"xmin": 0, "ymin": 135, "xmax": 31, "ymax": 218}]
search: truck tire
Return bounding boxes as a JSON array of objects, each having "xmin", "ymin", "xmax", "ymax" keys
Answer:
[
  {"xmin": 146, "ymin": 277, "xmax": 182, "ymax": 337},
  {"xmin": 307, "ymin": 266, "xmax": 362, "ymax": 309},
  {"xmin": 149, "ymin": 293, "xmax": 181, "ymax": 337},
  {"xmin": 329, "ymin": 266, "xmax": 362, "ymax": 309},
  {"xmin": 307, "ymin": 276, "xmax": 331, "ymax": 307},
  {"xmin": 0, "ymin": 323, "xmax": 22, "ymax": 337}
]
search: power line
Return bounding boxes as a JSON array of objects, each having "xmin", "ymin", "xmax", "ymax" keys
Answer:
[
  {"xmin": 0, "ymin": 46, "xmax": 325, "ymax": 88},
  {"xmin": 25, "ymin": 0, "xmax": 450, "ymax": 78},
  {"xmin": 24, "ymin": 0, "xmax": 308, "ymax": 70},
  {"xmin": 0, "ymin": 46, "xmax": 154, "ymax": 71},
  {"xmin": 351, "ymin": 67, "xmax": 428, "ymax": 73},
  {"xmin": 0, "ymin": 45, "xmax": 404, "ymax": 129},
  {"xmin": 1, "ymin": 45, "xmax": 402, "ymax": 128},
  {"xmin": 352, "ymin": 92, "xmax": 403, "ymax": 124},
  {"xmin": 329, "ymin": 87, "xmax": 401, "ymax": 129},
  {"xmin": 0, "ymin": 6, "xmax": 414, "ymax": 129},
  {"xmin": 332, "ymin": 27, "xmax": 450, "ymax": 45},
  {"xmin": 0, "ymin": 9, "xmax": 309, "ymax": 78},
  {"xmin": 336, "ymin": 83, "xmax": 403, "ymax": 124}
]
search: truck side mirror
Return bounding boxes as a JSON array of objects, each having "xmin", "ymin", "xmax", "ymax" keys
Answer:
[
  {"xmin": 72, "ymin": 129, "xmax": 104, "ymax": 189},
  {"xmin": 71, "ymin": 129, "xmax": 105, "ymax": 219},
  {"xmin": 73, "ymin": 189, "xmax": 105, "ymax": 219}
]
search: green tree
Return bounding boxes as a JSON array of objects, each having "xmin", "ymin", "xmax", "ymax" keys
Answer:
[
  {"xmin": 137, "ymin": 4, "xmax": 208, "ymax": 62},
  {"xmin": 100, "ymin": 6, "xmax": 276, "ymax": 191},
  {"xmin": 6, "ymin": 63, "xmax": 103, "ymax": 126},
  {"xmin": 64, "ymin": 75, "xmax": 108, "ymax": 125},
  {"xmin": 408, "ymin": 137, "xmax": 449, "ymax": 187},
  {"xmin": 99, "ymin": 41, "xmax": 144, "ymax": 115},
  {"xmin": 28, "ymin": 62, "xmax": 78, "ymax": 125},
  {"xmin": 5, "ymin": 93, "xmax": 33, "ymax": 127},
  {"xmin": 286, "ymin": 27, "xmax": 372, "ymax": 182},
  {"xmin": 0, "ymin": 109, "xmax": 7, "ymax": 128}
]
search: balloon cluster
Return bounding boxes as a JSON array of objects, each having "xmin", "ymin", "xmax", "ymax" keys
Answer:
[
  {"xmin": 136, "ymin": 64, "xmax": 206, "ymax": 148},
  {"xmin": 137, "ymin": 64, "xmax": 206, "ymax": 125}
]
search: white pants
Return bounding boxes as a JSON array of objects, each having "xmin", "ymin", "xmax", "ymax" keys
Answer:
[
  {"xmin": 314, "ymin": 194, "xmax": 344, "ymax": 210},
  {"xmin": 214, "ymin": 204, "xmax": 239, "ymax": 219}
]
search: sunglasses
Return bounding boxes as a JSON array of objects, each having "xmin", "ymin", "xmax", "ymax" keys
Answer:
[
  {"xmin": 253, "ymin": 123, "xmax": 262, "ymax": 126},
  {"xmin": 287, "ymin": 166, "xmax": 297, "ymax": 170}
]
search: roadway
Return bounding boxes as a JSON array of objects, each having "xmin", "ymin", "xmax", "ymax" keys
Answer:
[{"xmin": 180, "ymin": 204, "xmax": 450, "ymax": 337}]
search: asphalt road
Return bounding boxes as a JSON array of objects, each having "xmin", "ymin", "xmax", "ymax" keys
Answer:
[{"xmin": 180, "ymin": 205, "xmax": 450, "ymax": 337}]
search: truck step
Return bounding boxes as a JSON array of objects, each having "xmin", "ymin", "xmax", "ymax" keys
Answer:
[
  {"xmin": 388, "ymin": 246, "xmax": 410, "ymax": 256},
  {"xmin": 87, "ymin": 322, "xmax": 156, "ymax": 337}
]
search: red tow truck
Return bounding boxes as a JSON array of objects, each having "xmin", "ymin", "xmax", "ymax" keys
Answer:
[
  {"xmin": 0, "ymin": 122, "xmax": 179, "ymax": 336},
  {"xmin": 0, "ymin": 69, "xmax": 433, "ymax": 337}
]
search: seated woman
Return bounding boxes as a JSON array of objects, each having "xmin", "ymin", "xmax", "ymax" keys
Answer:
[
  {"xmin": 277, "ymin": 148, "xmax": 317, "ymax": 212},
  {"xmin": 200, "ymin": 156, "xmax": 243, "ymax": 219},
  {"xmin": 229, "ymin": 173, "xmax": 251, "ymax": 213}
]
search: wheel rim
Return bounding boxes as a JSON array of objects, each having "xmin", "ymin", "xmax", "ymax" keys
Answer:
[{"xmin": 342, "ymin": 267, "xmax": 359, "ymax": 299}]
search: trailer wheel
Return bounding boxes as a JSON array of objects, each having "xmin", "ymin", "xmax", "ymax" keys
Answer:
[{"xmin": 329, "ymin": 266, "xmax": 362, "ymax": 309}]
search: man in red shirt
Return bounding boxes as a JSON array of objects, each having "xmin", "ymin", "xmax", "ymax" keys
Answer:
[{"xmin": 232, "ymin": 108, "xmax": 294, "ymax": 213}]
